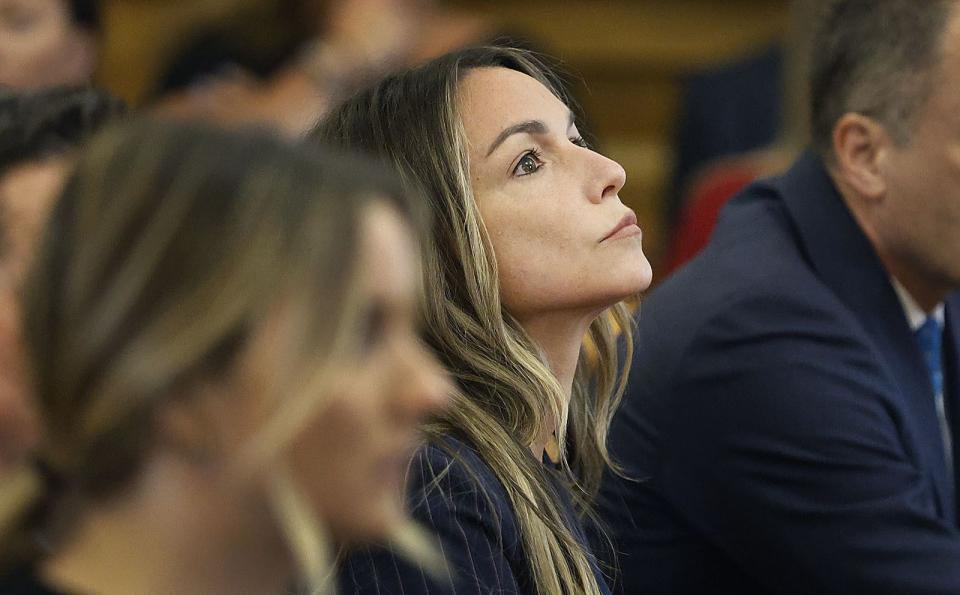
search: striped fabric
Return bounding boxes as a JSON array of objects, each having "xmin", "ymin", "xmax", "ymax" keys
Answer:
[{"xmin": 339, "ymin": 436, "xmax": 612, "ymax": 594}]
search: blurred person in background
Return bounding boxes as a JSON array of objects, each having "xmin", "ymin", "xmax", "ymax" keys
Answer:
[
  {"xmin": 154, "ymin": 0, "xmax": 496, "ymax": 137},
  {"xmin": 315, "ymin": 45, "xmax": 651, "ymax": 594},
  {"xmin": 663, "ymin": 0, "xmax": 820, "ymax": 276},
  {"xmin": 0, "ymin": 86, "xmax": 124, "ymax": 473},
  {"xmin": 0, "ymin": 119, "xmax": 448, "ymax": 594},
  {"xmin": 0, "ymin": 0, "xmax": 100, "ymax": 89}
]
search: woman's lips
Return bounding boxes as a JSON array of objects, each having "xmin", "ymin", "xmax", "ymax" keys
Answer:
[{"xmin": 601, "ymin": 210, "xmax": 641, "ymax": 242}]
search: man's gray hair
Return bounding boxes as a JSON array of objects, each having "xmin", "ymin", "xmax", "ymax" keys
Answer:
[{"xmin": 810, "ymin": 0, "xmax": 952, "ymax": 156}]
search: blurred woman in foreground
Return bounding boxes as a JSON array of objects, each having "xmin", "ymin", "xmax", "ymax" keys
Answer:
[
  {"xmin": 0, "ymin": 119, "xmax": 448, "ymax": 594},
  {"xmin": 315, "ymin": 46, "xmax": 652, "ymax": 594}
]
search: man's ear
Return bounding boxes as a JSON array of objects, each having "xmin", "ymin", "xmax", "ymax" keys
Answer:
[{"xmin": 831, "ymin": 112, "xmax": 892, "ymax": 202}]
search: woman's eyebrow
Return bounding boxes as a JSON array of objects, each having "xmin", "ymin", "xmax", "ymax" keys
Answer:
[
  {"xmin": 486, "ymin": 120, "xmax": 547, "ymax": 157},
  {"xmin": 484, "ymin": 111, "xmax": 577, "ymax": 158}
]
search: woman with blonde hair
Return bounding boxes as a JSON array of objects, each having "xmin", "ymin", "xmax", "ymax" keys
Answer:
[
  {"xmin": 0, "ymin": 118, "xmax": 448, "ymax": 595},
  {"xmin": 314, "ymin": 45, "xmax": 652, "ymax": 594}
]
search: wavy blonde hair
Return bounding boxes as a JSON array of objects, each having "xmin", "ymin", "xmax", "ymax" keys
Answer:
[
  {"xmin": 0, "ymin": 119, "xmax": 425, "ymax": 592},
  {"xmin": 314, "ymin": 46, "xmax": 634, "ymax": 594}
]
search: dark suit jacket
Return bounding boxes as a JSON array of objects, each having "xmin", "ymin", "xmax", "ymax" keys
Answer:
[
  {"xmin": 596, "ymin": 152, "xmax": 960, "ymax": 594},
  {"xmin": 340, "ymin": 436, "xmax": 612, "ymax": 594}
]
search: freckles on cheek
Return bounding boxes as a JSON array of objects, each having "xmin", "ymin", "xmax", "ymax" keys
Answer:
[
  {"xmin": 498, "ymin": 245, "xmax": 582, "ymax": 306},
  {"xmin": 489, "ymin": 221, "xmax": 579, "ymax": 281}
]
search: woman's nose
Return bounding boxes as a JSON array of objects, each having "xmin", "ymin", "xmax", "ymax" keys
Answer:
[{"xmin": 588, "ymin": 150, "xmax": 626, "ymax": 204}]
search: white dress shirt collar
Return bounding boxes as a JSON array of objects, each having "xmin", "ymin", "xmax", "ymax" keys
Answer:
[{"xmin": 891, "ymin": 277, "xmax": 945, "ymax": 331}]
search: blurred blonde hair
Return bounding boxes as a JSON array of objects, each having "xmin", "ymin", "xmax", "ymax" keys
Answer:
[
  {"xmin": 0, "ymin": 118, "xmax": 433, "ymax": 592},
  {"xmin": 315, "ymin": 46, "xmax": 634, "ymax": 595}
]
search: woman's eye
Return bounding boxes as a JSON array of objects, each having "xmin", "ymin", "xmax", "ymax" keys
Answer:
[{"xmin": 514, "ymin": 151, "xmax": 542, "ymax": 177}]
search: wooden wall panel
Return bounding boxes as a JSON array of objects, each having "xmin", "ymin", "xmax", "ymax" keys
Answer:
[{"xmin": 97, "ymin": 0, "xmax": 263, "ymax": 103}]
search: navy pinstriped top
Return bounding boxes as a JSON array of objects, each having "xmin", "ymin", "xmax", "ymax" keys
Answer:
[{"xmin": 339, "ymin": 435, "xmax": 613, "ymax": 594}]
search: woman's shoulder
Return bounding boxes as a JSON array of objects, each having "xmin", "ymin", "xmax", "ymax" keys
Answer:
[
  {"xmin": 407, "ymin": 435, "xmax": 517, "ymax": 534},
  {"xmin": 412, "ymin": 436, "xmax": 499, "ymax": 486},
  {"xmin": 338, "ymin": 435, "xmax": 529, "ymax": 594}
]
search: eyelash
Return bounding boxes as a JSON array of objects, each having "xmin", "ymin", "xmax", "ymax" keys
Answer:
[
  {"xmin": 512, "ymin": 136, "xmax": 589, "ymax": 177},
  {"xmin": 514, "ymin": 148, "xmax": 544, "ymax": 177}
]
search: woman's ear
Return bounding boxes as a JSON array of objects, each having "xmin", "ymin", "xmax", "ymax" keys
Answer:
[{"xmin": 154, "ymin": 382, "xmax": 232, "ymax": 465}]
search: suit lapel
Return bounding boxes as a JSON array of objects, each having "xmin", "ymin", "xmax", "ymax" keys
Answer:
[
  {"xmin": 944, "ymin": 297, "xmax": 960, "ymax": 522},
  {"xmin": 773, "ymin": 152, "xmax": 956, "ymax": 523}
]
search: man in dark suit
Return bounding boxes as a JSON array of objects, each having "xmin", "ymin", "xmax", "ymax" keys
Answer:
[{"xmin": 596, "ymin": 1, "xmax": 960, "ymax": 593}]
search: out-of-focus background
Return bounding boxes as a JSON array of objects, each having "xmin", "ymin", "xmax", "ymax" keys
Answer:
[{"xmin": 93, "ymin": 0, "xmax": 793, "ymax": 278}]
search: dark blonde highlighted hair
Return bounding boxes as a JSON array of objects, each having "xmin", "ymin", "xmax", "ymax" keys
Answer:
[
  {"xmin": 313, "ymin": 46, "xmax": 634, "ymax": 595},
  {"xmin": 0, "ymin": 118, "xmax": 421, "ymax": 590}
]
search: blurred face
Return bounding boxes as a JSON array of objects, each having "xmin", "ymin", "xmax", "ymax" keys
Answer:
[
  {"xmin": 0, "ymin": 0, "xmax": 95, "ymax": 89},
  {"xmin": 457, "ymin": 67, "xmax": 652, "ymax": 321},
  {"xmin": 284, "ymin": 202, "xmax": 448, "ymax": 542},
  {"xmin": 877, "ymin": 7, "xmax": 960, "ymax": 304},
  {"xmin": 0, "ymin": 158, "xmax": 69, "ymax": 468}
]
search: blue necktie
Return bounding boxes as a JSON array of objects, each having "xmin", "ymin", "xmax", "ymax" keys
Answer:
[
  {"xmin": 915, "ymin": 316, "xmax": 951, "ymax": 474},
  {"xmin": 916, "ymin": 317, "xmax": 944, "ymax": 397}
]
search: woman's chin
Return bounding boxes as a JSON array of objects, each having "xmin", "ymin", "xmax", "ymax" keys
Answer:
[
  {"xmin": 605, "ymin": 260, "xmax": 654, "ymax": 302},
  {"xmin": 632, "ymin": 258, "xmax": 654, "ymax": 294}
]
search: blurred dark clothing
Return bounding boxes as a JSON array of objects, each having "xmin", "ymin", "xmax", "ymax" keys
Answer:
[
  {"xmin": 0, "ymin": 565, "xmax": 65, "ymax": 595},
  {"xmin": 669, "ymin": 46, "xmax": 783, "ymax": 227},
  {"xmin": 339, "ymin": 435, "xmax": 611, "ymax": 594},
  {"xmin": 152, "ymin": 11, "xmax": 306, "ymax": 98}
]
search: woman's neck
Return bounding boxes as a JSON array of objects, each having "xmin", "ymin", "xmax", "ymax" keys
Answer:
[
  {"xmin": 42, "ymin": 453, "xmax": 293, "ymax": 595},
  {"xmin": 517, "ymin": 309, "xmax": 597, "ymax": 461}
]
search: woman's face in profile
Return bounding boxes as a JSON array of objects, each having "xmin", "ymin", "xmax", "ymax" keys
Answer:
[
  {"xmin": 283, "ymin": 202, "xmax": 448, "ymax": 543},
  {"xmin": 457, "ymin": 67, "xmax": 653, "ymax": 321}
]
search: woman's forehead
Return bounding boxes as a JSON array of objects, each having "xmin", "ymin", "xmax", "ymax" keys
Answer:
[{"xmin": 456, "ymin": 67, "xmax": 571, "ymax": 145}]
